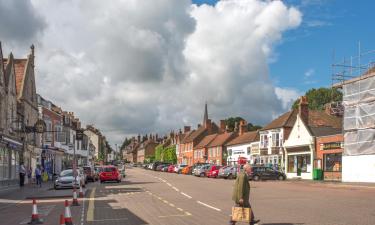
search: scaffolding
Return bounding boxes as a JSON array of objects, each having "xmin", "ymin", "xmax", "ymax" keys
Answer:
[{"xmin": 332, "ymin": 44, "xmax": 375, "ymax": 156}]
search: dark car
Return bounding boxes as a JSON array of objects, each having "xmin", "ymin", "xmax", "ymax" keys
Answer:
[
  {"xmin": 83, "ymin": 166, "xmax": 97, "ymax": 182},
  {"xmin": 249, "ymin": 166, "xmax": 286, "ymax": 181}
]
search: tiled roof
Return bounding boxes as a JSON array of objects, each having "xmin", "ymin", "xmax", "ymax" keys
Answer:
[
  {"xmin": 207, "ymin": 132, "xmax": 235, "ymax": 147},
  {"xmin": 261, "ymin": 109, "xmax": 298, "ymax": 131},
  {"xmin": 226, "ymin": 131, "xmax": 259, "ymax": 146},
  {"xmin": 183, "ymin": 126, "xmax": 206, "ymax": 143},
  {"xmin": 14, "ymin": 58, "xmax": 27, "ymax": 96},
  {"xmin": 310, "ymin": 127, "xmax": 342, "ymax": 137},
  {"xmin": 195, "ymin": 134, "xmax": 217, "ymax": 149},
  {"xmin": 308, "ymin": 110, "xmax": 342, "ymax": 129}
]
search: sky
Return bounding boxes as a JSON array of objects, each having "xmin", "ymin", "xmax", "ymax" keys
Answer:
[{"xmin": 1, "ymin": 0, "xmax": 374, "ymax": 147}]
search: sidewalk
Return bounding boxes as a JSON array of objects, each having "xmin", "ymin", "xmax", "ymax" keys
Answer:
[{"xmin": 285, "ymin": 178, "xmax": 375, "ymax": 189}]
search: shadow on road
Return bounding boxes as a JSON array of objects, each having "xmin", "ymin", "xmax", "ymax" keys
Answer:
[{"xmin": 262, "ymin": 223, "xmax": 304, "ymax": 225}]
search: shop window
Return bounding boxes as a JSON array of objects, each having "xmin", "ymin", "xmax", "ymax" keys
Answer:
[
  {"xmin": 228, "ymin": 149, "xmax": 232, "ymax": 156},
  {"xmin": 288, "ymin": 154, "xmax": 311, "ymax": 173},
  {"xmin": 324, "ymin": 153, "xmax": 342, "ymax": 172},
  {"xmin": 247, "ymin": 147, "xmax": 251, "ymax": 155}
]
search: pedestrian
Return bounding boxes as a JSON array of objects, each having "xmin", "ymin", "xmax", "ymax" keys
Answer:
[
  {"xmin": 19, "ymin": 163, "xmax": 26, "ymax": 187},
  {"xmin": 35, "ymin": 165, "xmax": 42, "ymax": 188},
  {"xmin": 230, "ymin": 164, "xmax": 259, "ymax": 225}
]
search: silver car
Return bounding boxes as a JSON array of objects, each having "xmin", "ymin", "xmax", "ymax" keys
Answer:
[
  {"xmin": 194, "ymin": 164, "xmax": 211, "ymax": 177},
  {"xmin": 54, "ymin": 169, "xmax": 85, "ymax": 190},
  {"xmin": 218, "ymin": 165, "xmax": 238, "ymax": 179}
]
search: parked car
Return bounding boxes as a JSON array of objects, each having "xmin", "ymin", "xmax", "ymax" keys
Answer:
[
  {"xmin": 206, "ymin": 165, "xmax": 222, "ymax": 178},
  {"xmin": 83, "ymin": 166, "xmax": 97, "ymax": 182},
  {"xmin": 249, "ymin": 166, "xmax": 286, "ymax": 181},
  {"xmin": 174, "ymin": 164, "xmax": 187, "ymax": 174},
  {"xmin": 181, "ymin": 165, "xmax": 193, "ymax": 175},
  {"xmin": 192, "ymin": 163, "xmax": 210, "ymax": 175},
  {"xmin": 153, "ymin": 162, "xmax": 164, "ymax": 171},
  {"xmin": 54, "ymin": 169, "xmax": 85, "ymax": 190},
  {"xmin": 218, "ymin": 165, "xmax": 239, "ymax": 179},
  {"xmin": 194, "ymin": 164, "xmax": 211, "ymax": 177},
  {"xmin": 161, "ymin": 165, "xmax": 170, "ymax": 172},
  {"xmin": 167, "ymin": 164, "xmax": 176, "ymax": 173},
  {"xmin": 99, "ymin": 166, "xmax": 122, "ymax": 183}
]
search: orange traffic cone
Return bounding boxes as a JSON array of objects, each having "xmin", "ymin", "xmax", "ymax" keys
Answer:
[
  {"xmin": 72, "ymin": 187, "xmax": 80, "ymax": 206},
  {"xmin": 59, "ymin": 214, "xmax": 65, "ymax": 225},
  {"xmin": 28, "ymin": 199, "xmax": 43, "ymax": 224},
  {"xmin": 79, "ymin": 186, "xmax": 84, "ymax": 198},
  {"xmin": 64, "ymin": 200, "xmax": 74, "ymax": 225}
]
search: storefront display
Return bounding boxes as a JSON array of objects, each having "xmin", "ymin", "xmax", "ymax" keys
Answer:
[{"xmin": 324, "ymin": 153, "xmax": 342, "ymax": 172}]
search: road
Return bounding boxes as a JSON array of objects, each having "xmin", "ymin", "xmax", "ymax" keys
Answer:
[{"xmin": 1, "ymin": 166, "xmax": 375, "ymax": 225}]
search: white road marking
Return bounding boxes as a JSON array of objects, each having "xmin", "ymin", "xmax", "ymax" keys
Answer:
[
  {"xmin": 177, "ymin": 207, "xmax": 183, "ymax": 211},
  {"xmin": 180, "ymin": 192, "xmax": 192, "ymax": 199},
  {"xmin": 166, "ymin": 183, "xmax": 172, "ymax": 186},
  {"xmin": 197, "ymin": 201, "xmax": 221, "ymax": 212},
  {"xmin": 172, "ymin": 187, "xmax": 179, "ymax": 192}
]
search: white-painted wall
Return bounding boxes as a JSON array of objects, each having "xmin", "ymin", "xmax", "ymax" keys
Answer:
[
  {"xmin": 342, "ymin": 155, "xmax": 375, "ymax": 183},
  {"xmin": 227, "ymin": 143, "xmax": 252, "ymax": 162},
  {"xmin": 284, "ymin": 115, "xmax": 313, "ymax": 147}
]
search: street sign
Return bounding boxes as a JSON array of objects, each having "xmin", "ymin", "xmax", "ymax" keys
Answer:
[{"xmin": 76, "ymin": 129, "xmax": 84, "ymax": 140}]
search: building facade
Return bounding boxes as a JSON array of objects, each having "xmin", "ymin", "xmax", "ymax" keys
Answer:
[{"xmin": 316, "ymin": 134, "xmax": 343, "ymax": 181}]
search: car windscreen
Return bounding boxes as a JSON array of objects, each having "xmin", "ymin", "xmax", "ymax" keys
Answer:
[
  {"xmin": 103, "ymin": 167, "xmax": 116, "ymax": 172},
  {"xmin": 83, "ymin": 167, "xmax": 91, "ymax": 172},
  {"xmin": 60, "ymin": 170, "xmax": 73, "ymax": 177}
]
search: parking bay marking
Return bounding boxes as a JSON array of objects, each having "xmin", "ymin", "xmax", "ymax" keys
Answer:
[
  {"xmin": 197, "ymin": 201, "xmax": 221, "ymax": 212},
  {"xmin": 86, "ymin": 187, "xmax": 96, "ymax": 222},
  {"xmin": 180, "ymin": 192, "xmax": 192, "ymax": 199}
]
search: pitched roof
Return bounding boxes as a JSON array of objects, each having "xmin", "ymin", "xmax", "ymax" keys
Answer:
[
  {"xmin": 308, "ymin": 110, "xmax": 342, "ymax": 129},
  {"xmin": 207, "ymin": 132, "xmax": 235, "ymax": 147},
  {"xmin": 309, "ymin": 127, "xmax": 342, "ymax": 137},
  {"xmin": 195, "ymin": 134, "xmax": 217, "ymax": 149},
  {"xmin": 226, "ymin": 131, "xmax": 259, "ymax": 146},
  {"xmin": 14, "ymin": 58, "xmax": 27, "ymax": 96},
  {"xmin": 183, "ymin": 126, "xmax": 206, "ymax": 143},
  {"xmin": 261, "ymin": 109, "xmax": 298, "ymax": 131}
]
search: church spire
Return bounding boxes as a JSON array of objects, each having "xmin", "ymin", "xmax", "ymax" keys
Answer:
[{"xmin": 203, "ymin": 101, "xmax": 208, "ymax": 125}]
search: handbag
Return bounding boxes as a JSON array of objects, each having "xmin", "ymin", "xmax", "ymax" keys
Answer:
[{"xmin": 232, "ymin": 206, "xmax": 251, "ymax": 222}]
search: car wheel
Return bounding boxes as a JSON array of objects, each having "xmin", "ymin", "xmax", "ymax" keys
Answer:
[
  {"xmin": 200, "ymin": 173, "xmax": 205, "ymax": 177},
  {"xmin": 278, "ymin": 175, "xmax": 285, "ymax": 181},
  {"xmin": 54, "ymin": 185, "xmax": 58, "ymax": 190},
  {"xmin": 253, "ymin": 175, "xmax": 260, "ymax": 181},
  {"xmin": 228, "ymin": 174, "xmax": 233, "ymax": 179}
]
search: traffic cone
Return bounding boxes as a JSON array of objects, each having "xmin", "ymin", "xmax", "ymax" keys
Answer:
[
  {"xmin": 59, "ymin": 214, "xmax": 65, "ymax": 225},
  {"xmin": 72, "ymin": 187, "xmax": 80, "ymax": 206},
  {"xmin": 79, "ymin": 186, "xmax": 84, "ymax": 198},
  {"xmin": 64, "ymin": 200, "xmax": 74, "ymax": 225},
  {"xmin": 28, "ymin": 199, "xmax": 43, "ymax": 224}
]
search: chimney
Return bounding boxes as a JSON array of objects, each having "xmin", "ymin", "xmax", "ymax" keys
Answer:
[
  {"xmin": 137, "ymin": 134, "xmax": 141, "ymax": 143},
  {"xmin": 234, "ymin": 121, "xmax": 239, "ymax": 132},
  {"xmin": 205, "ymin": 118, "xmax": 211, "ymax": 129},
  {"xmin": 299, "ymin": 96, "xmax": 309, "ymax": 125},
  {"xmin": 155, "ymin": 134, "xmax": 158, "ymax": 141},
  {"xmin": 239, "ymin": 120, "xmax": 247, "ymax": 135},
  {"xmin": 184, "ymin": 126, "xmax": 191, "ymax": 133},
  {"xmin": 197, "ymin": 124, "xmax": 201, "ymax": 128},
  {"xmin": 220, "ymin": 120, "xmax": 226, "ymax": 132}
]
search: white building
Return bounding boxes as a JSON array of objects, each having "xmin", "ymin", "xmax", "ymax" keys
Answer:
[
  {"xmin": 338, "ymin": 66, "xmax": 375, "ymax": 183},
  {"xmin": 226, "ymin": 129, "xmax": 259, "ymax": 165},
  {"xmin": 284, "ymin": 97, "xmax": 342, "ymax": 180}
]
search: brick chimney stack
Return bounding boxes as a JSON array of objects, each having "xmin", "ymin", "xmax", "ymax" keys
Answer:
[
  {"xmin": 137, "ymin": 134, "xmax": 141, "ymax": 143},
  {"xmin": 205, "ymin": 119, "xmax": 212, "ymax": 130},
  {"xmin": 234, "ymin": 121, "xmax": 239, "ymax": 132},
  {"xmin": 239, "ymin": 120, "xmax": 247, "ymax": 135},
  {"xmin": 220, "ymin": 120, "xmax": 226, "ymax": 132},
  {"xmin": 299, "ymin": 96, "xmax": 309, "ymax": 125},
  {"xmin": 184, "ymin": 126, "xmax": 191, "ymax": 133}
]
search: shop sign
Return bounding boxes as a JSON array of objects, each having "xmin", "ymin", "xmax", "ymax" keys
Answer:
[
  {"xmin": 251, "ymin": 146, "xmax": 260, "ymax": 154},
  {"xmin": 34, "ymin": 119, "xmax": 46, "ymax": 133},
  {"xmin": 322, "ymin": 142, "xmax": 342, "ymax": 150}
]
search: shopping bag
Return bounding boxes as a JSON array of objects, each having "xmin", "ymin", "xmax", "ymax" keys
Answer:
[{"xmin": 231, "ymin": 206, "xmax": 251, "ymax": 222}]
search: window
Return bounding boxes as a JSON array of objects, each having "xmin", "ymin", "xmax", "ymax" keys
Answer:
[
  {"xmin": 272, "ymin": 133, "xmax": 280, "ymax": 147},
  {"xmin": 288, "ymin": 154, "xmax": 311, "ymax": 173},
  {"xmin": 228, "ymin": 149, "xmax": 232, "ymax": 156},
  {"xmin": 324, "ymin": 153, "xmax": 342, "ymax": 172},
  {"xmin": 260, "ymin": 134, "xmax": 268, "ymax": 148},
  {"xmin": 216, "ymin": 147, "xmax": 220, "ymax": 156},
  {"xmin": 247, "ymin": 147, "xmax": 251, "ymax": 155}
]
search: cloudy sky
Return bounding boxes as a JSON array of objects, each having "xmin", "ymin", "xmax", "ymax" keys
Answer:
[{"xmin": 1, "ymin": 0, "xmax": 373, "ymax": 146}]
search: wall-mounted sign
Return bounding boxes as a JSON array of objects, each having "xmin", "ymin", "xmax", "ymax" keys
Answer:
[
  {"xmin": 321, "ymin": 142, "xmax": 342, "ymax": 150},
  {"xmin": 34, "ymin": 119, "xmax": 46, "ymax": 133}
]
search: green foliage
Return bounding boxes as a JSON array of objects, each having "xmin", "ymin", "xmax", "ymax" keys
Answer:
[
  {"xmin": 120, "ymin": 138, "xmax": 131, "ymax": 150},
  {"xmin": 162, "ymin": 145, "xmax": 177, "ymax": 164},
  {"xmin": 154, "ymin": 144, "xmax": 164, "ymax": 162},
  {"xmin": 144, "ymin": 156, "xmax": 155, "ymax": 163},
  {"xmin": 225, "ymin": 117, "xmax": 262, "ymax": 132},
  {"xmin": 292, "ymin": 87, "xmax": 343, "ymax": 110}
]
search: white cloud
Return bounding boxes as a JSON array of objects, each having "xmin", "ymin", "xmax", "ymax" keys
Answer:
[
  {"xmin": 1, "ymin": 0, "xmax": 302, "ymax": 144},
  {"xmin": 275, "ymin": 87, "xmax": 302, "ymax": 110},
  {"xmin": 304, "ymin": 68, "xmax": 315, "ymax": 78}
]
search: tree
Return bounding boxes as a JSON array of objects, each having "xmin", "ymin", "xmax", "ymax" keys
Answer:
[
  {"xmin": 154, "ymin": 144, "xmax": 163, "ymax": 162},
  {"xmin": 292, "ymin": 87, "xmax": 343, "ymax": 110},
  {"xmin": 120, "ymin": 138, "xmax": 131, "ymax": 150},
  {"xmin": 225, "ymin": 117, "xmax": 262, "ymax": 132}
]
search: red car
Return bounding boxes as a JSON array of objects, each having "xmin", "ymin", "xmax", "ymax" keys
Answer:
[
  {"xmin": 167, "ymin": 164, "xmax": 176, "ymax": 173},
  {"xmin": 99, "ymin": 166, "xmax": 122, "ymax": 183},
  {"xmin": 206, "ymin": 165, "xmax": 222, "ymax": 178}
]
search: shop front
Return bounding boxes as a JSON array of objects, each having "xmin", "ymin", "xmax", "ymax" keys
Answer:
[
  {"xmin": 285, "ymin": 146, "xmax": 313, "ymax": 179},
  {"xmin": 316, "ymin": 134, "xmax": 343, "ymax": 181},
  {"xmin": 0, "ymin": 136, "xmax": 22, "ymax": 192}
]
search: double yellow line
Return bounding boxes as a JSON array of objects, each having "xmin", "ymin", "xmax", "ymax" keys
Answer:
[{"xmin": 86, "ymin": 187, "xmax": 96, "ymax": 221}]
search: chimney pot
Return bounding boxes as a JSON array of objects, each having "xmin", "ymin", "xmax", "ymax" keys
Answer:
[
  {"xmin": 220, "ymin": 120, "xmax": 226, "ymax": 132},
  {"xmin": 299, "ymin": 96, "xmax": 309, "ymax": 125},
  {"xmin": 184, "ymin": 126, "xmax": 191, "ymax": 133}
]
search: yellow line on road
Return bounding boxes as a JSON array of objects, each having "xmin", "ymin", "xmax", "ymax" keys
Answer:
[{"xmin": 86, "ymin": 187, "xmax": 96, "ymax": 222}]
